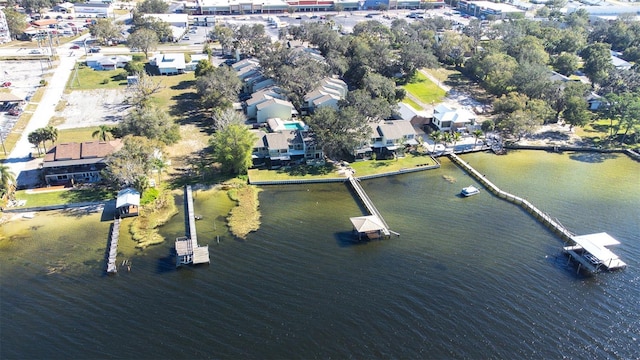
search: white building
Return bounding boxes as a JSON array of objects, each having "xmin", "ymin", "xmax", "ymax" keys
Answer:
[
  {"xmin": 432, "ymin": 104, "xmax": 477, "ymax": 132},
  {"xmin": 150, "ymin": 53, "xmax": 186, "ymax": 75},
  {"xmin": 74, "ymin": 0, "xmax": 114, "ymax": 18},
  {"xmin": 0, "ymin": 9, "xmax": 11, "ymax": 44}
]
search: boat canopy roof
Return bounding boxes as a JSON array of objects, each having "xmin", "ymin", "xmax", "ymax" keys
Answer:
[{"xmin": 571, "ymin": 232, "xmax": 621, "ymax": 262}]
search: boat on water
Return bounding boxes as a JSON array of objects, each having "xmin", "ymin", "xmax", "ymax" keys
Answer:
[{"xmin": 461, "ymin": 185, "xmax": 480, "ymax": 197}]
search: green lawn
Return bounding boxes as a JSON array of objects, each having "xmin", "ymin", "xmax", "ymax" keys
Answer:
[
  {"xmin": 14, "ymin": 187, "xmax": 114, "ymax": 208},
  {"xmin": 349, "ymin": 153, "xmax": 437, "ymax": 177},
  {"xmin": 56, "ymin": 127, "xmax": 104, "ymax": 143},
  {"xmin": 67, "ymin": 65, "xmax": 128, "ymax": 90},
  {"xmin": 403, "ymin": 71, "xmax": 446, "ymax": 105},
  {"xmin": 248, "ymin": 164, "xmax": 342, "ymax": 182},
  {"xmin": 248, "ymin": 153, "xmax": 438, "ymax": 182},
  {"xmin": 402, "ymin": 98, "xmax": 423, "ymax": 110}
]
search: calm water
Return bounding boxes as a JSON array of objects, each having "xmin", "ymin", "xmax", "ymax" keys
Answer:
[{"xmin": 1, "ymin": 151, "xmax": 639, "ymax": 359}]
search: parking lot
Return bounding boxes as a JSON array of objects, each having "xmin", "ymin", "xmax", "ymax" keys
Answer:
[{"xmin": 0, "ymin": 61, "xmax": 51, "ymax": 143}]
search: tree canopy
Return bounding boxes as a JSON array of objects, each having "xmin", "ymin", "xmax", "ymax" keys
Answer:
[
  {"xmin": 209, "ymin": 124, "xmax": 257, "ymax": 175},
  {"xmin": 127, "ymin": 28, "xmax": 159, "ymax": 59}
]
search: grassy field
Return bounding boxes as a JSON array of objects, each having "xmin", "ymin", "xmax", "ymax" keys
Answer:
[
  {"xmin": 13, "ymin": 186, "xmax": 114, "ymax": 207},
  {"xmin": 349, "ymin": 153, "xmax": 437, "ymax": 177},
  {"xmin": 248, "ymin": 153, "xmax": 438, "ymax": 182},
  {"xmin": 403, "ymin": 72, "xmax": 446, "ymax": 105},
  {"xmin": 56, "ymin": 127, "xmax": 104, "ymax": 143},
  {"xmin": 248, "ymin": 164, "xmax": 341, "ymax": 182},
  {"xmin": 66, "ymin": 65, "xmax": 128, "ymax": 90}
]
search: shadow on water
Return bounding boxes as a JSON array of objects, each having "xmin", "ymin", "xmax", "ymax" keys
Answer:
[
  {"xmin": 568, "ymin": 151, "xmax": 619, "ymax": 163},
  {"xmin": 156, "ymin": 253, "xmax": 177, "ymax": 274},
  {"xmin": 100, "ymin": 200, "xmax": 117, "ymax": 221},
  {"xmin": 334, "ymin": 230, "xmax": 372, "ymax": 248},
  {"xmin": 433, "ymin": 263, "xmax": 447, "ymax": 271},
  {"xmin": 344, "ymin": 183, "xmax": 369, "ymax": 216},
  {"xmin": 544, "ymin": 250, "xmax": 593, "ymax": 280}
]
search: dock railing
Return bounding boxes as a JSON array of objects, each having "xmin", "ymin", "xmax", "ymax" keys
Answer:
[{"xmin": 448, "ymin": 153, "xmax": 574, "ymax": 242}]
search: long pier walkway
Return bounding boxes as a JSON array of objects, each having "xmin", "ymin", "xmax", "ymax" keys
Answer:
[
  {"xmin": 449, "ymin": 153, "xmax": 575, "ymax": 241},
  {"xmin": 106, "ymin": 218, "xmax": 120, "ymax": 273},
  {"xmin": 347, "ymin": 176, "xmax": 396, "ymax": 237},
  {"xmin": 176, "ymin": 185, "xmax": 210, "ymax": 267}
]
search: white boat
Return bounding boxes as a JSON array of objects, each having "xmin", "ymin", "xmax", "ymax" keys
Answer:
[{"xmin": 461, "ymin": 185, "xmax": 480, "ymax": 197}]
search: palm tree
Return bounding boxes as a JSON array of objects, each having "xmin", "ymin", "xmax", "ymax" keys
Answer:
[
  {"xmin": 0, "ymin": 164, "xmax": 16, "ymax": 201},
  {"xmin": 28, "ymin": 130, "xmax": 46, "ymax": 155},
  {"xmin": 43, "ymin": 126, "xmax": 58, "ymax": 150},
  {"xmin": 152, "ymin": 157, "xmax": 168, "ymax": 184},
  {"xmin": 92, "ymin": 125, "xmax": 113, "ymax": 142},
  {"xmin": 442, "ymin": 131, "xmax": 453, "ymax": 147},
  {"xmin": 452, "ymin": 131, "xmax": 461, "ymax": 148},
  {"xmin": 429, "ymin": 131, "xmax": 443, "ymax": 153},
  {"xmin": 472, "ymin": 129, "xmax": 483, "ymax": 146}
]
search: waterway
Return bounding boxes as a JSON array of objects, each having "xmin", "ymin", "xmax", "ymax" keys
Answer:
[{"xmin": 1, "ymin": 151, "xmax": 639, "ymax": 359}]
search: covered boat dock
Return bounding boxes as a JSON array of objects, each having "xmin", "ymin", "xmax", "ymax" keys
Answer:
[
  {"xmin": 563, "ymin": 232, "xmax": 627, "ymax": 273},
  {"xmin": 350, "ymin": 215, "xmax": 387, "ymax": 240}
]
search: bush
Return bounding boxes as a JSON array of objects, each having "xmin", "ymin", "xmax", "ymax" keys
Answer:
[
  {"xmin": 114, "ymin": 71, "xmax": 128, "ymax": 81},
  {"xmin": 39, "ymin": 79, "xmax": 48, "ymax": 87},
  {"xmin": 101, "ymin": 78, "xmax": 110, "ymax": 85},
  {"xmin": 140, "ymin": 187, "xmax": 160, "ymax": 205}
]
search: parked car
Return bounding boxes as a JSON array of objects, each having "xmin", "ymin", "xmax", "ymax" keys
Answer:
[
  {"xmin": 8, "ymin": 108, "xmax": 22, "ymax": 116},
  {"xmin": 67, "ymin": 15, "xmax": 74, "ymax": 19}
]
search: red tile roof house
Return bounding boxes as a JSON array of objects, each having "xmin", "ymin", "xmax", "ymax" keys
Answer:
[{"xmin": 42, "ymin": 140, "xmax": 123, "ymax": 186}]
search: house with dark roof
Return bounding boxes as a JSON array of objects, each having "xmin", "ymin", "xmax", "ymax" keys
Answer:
[
  {"xmin": 355, "ymin": 120, "xmax": 418, "ymax": 160},
  {"xmin": 42, "ymin": 140, "xmax": 123, "ymax": 186},
  {"xmin": 251, "ymin": 125, "xmax": 323, "ymax": 168}
]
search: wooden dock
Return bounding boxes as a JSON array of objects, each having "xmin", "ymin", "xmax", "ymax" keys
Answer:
[
  {"xmin": 347, "ymin": 176, "xmax": 397, "ymax": 238},
  {"xmin": 106, "ymin": 218, "xmax": 120, "ymax": 274},
  {"xmin": 176, "ymin": 185, "xmax": 209, "ymax": 267},
  {"xmin": 448, "ymin": 153, "xmax": 626, "ymax": 272}
]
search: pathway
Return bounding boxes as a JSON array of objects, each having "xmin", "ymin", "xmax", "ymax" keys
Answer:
[{"xmin": 6, "ymin": 35, "xmax": 89, "ymax": 187}]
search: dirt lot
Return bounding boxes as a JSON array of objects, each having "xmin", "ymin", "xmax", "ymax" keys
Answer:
[{"xmin": 54, "ymin": 89, "xmax": 129, "ymax": 129}]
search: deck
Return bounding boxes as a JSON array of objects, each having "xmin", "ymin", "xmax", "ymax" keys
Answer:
[
  {"xmin": 448, "ymin": 154, "xmax": 626, "ymax": 273},
  {"xmin": 347, "ymin": 176, "xmax": 397, "ymax": 238},
  {"xmin": 176, "ymin": 185, "xmax": 210, "ymax": 267},
  {"xmin": 106, "ymin": 218, "xmax": 120, "ymax": 273}
]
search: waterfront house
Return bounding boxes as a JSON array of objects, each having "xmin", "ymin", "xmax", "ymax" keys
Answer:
[
  {"xmin": 116, "ymin": 187, "xmax": 140, "ymax": 218},
  {"xmin": 42, "ymin": 139, "xmax": 123, "ymax": 186},
  {"xmin": 432, "ymin": 104, "xmax": 476, "ymax": 132},
  {"xmin": 251, "ymin": 125, "xmax": 323, "ymax": 168}
]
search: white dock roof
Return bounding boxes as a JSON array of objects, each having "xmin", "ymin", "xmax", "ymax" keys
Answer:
[{"xmin": 571, "ymin": 232, "xmax": 626, "ymax": 269}]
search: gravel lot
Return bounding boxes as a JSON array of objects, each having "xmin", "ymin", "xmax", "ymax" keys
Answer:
[{"xmin": 55, "ymin": 89, "xmax": 129, "ymax": 130}]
